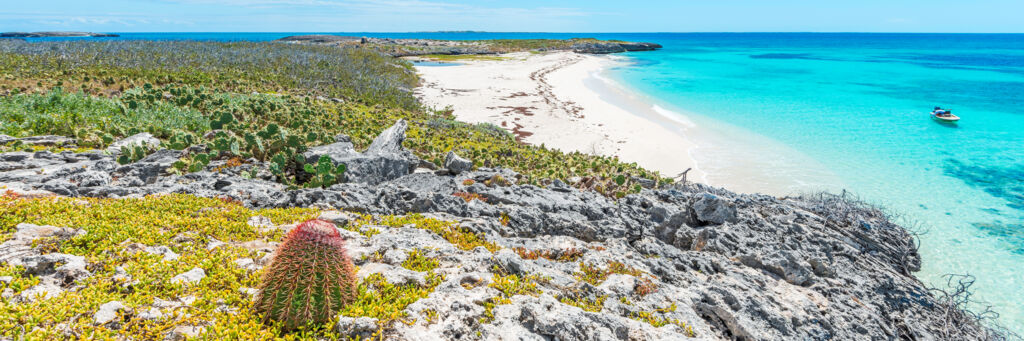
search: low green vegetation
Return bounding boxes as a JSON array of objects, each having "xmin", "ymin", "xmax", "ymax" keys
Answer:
[
  {"xmin": 356, "ymin": 214, "xmax": 499, "ymax": 252},
  {"xmin": 630, "ymin": 303, "xmax": 696, "ymax": 337},
  {"xmin": 479, "ymin": 266, "xmax": 542, "ymax": 324},
  {"xmin": 574, "ymin": 261, "xmax": 644, "ymax": 286},
  {"xmin": 559, "ymin": 294, "xmax": 607, "ymax": 313},
  {"xmin": 0, "ymin": 194, "xmax": 462, "ymax": 339},
  {"xmin": 0, "ymin": 40, "xmax": 419, "ymax": 110},
  {"xmin": 0, "ymin": 39, "xmax": 666, "ymax": 196},
  {"xmin": 0, "ymin": 38, "xmax": 677, "ymax": 339}
]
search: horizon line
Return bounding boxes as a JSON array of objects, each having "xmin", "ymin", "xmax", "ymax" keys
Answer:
[{"xmin": 5, "ymin": 30, "xmax": 1024, "ymax": 35}]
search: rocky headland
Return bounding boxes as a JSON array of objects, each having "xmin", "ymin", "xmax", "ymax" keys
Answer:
[
  {"xmin": 0, "ymin": 121, "xmax": 1003, "ymax": 340},
  {"xmin": 276, "ymin": 35, "xmax": 662, "ymax": 56}
]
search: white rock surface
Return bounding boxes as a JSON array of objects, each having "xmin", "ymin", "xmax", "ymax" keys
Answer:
[{"xmin": 171, "ymin": 268, "xmax": 206, "ymax": 285}]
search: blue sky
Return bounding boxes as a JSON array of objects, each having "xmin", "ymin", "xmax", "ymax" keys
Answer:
[{"xmin": 2, "ymin": 0, "xmax": 1023, "ymax": 33}]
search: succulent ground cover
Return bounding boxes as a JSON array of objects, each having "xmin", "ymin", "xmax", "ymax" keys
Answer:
[
  {"xmin": 0, "ymin": 39, "xmax": 665, "ymax": 195},
  {"xmin": 0, "ymin": 194, "xmax": 478, "ymax": 339}
]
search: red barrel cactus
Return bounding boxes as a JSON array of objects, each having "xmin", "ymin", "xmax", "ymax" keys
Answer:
[{"xmin": 255, "ymin": 219, "xmax": 357, "ymax": 330}]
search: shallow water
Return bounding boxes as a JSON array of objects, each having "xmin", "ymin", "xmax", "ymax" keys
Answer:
[
  {"xmin": 605, "ymin": 33, "xmax": 1024, "ymax": 334},
  {"xmin": 411, "ymin": 61, "xmax": 462, "ymax": 67},
  {"xmin": 15, "ymin": 31, "xmax": 1024, "ymax": 333}
]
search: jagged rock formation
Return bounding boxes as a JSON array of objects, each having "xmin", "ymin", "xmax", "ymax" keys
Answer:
[{"xmin": 0, "ymin": 121, "xmax": 1000, "ymax": 340}]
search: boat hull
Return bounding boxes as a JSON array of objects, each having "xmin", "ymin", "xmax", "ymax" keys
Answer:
[{"xmin": 931, "ymin": 113, "xmax": 960, "ymax": 123}]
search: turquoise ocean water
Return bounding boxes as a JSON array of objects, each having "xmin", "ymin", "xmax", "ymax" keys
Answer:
[
  {"xmin": 603, "ymin": 33, "xmax": 1024, "ymax": 334},
  {"xmin": 13, "ymin": 32, "xmax": 1024, "ymax": 333}
]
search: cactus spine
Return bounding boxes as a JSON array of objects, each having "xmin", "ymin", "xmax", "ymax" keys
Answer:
[{"xmin": 255, "ymin": 219, "xmax": 357, "ymax": 330}]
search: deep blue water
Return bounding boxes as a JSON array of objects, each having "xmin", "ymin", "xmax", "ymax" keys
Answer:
[{"xmin": 10, "ymin": 32, "xmax": 1024, "ymax": 333}]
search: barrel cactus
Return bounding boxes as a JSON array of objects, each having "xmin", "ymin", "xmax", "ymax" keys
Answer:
[{"xmin": 255, "ymin": 219, "xmax": 357, "ymax": 330}]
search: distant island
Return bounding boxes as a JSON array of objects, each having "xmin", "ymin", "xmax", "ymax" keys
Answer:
[{"xmin": 1, "ymin": 31, "xmax": 119, "ymax": 38}]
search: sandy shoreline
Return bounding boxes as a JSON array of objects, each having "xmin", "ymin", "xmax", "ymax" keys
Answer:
[{"xmin": 413, "ymin": 52, "xmax": 709, "ymax": 185}]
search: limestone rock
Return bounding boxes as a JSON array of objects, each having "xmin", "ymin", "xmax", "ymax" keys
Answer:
[
  {"xmin": 443, "ymin": 151, "xmax": 472, "ymax": 175},
  {"xmin": 247, "ymin": 215, "xmax": 274, "ymax": 229},
  {"xmin": 165, "ymin": 325, "xmax": 205, "ymax": 340},
  {"xmin": 107, "ymin": 133, "xmax": 160, "ymax": 154},
  {"xmin": 93, "ymin": 301, "xmax": 126, "ymax": 325},
  {"xmin": 336, "ymin": 316, "xmax": 378, "ymax": 338},
  {"xmin": 144, "ymin": 245, "xmax": 179, "ymax": 261},
  {"xmin": 171, "ymin": 268, "xmax": 205, "ymax": 285},
  {"xmin": 357, "ymin": 263, "xmax": 426, "ymax": 286},
  {"xmin": 0, "ymin": 119, "xmax": 996, "ymax": 340},
  {"xmin": 692, "ymin": 193, "xmax": 738, "ymax": 225}
]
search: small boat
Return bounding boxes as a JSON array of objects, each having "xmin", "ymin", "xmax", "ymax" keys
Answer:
[{"xmin": 931, "ymin": 111, "xmax": 960, "ymax": 123}]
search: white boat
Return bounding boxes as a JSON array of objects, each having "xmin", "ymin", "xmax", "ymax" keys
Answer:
[{"xmin": 931, "ymin": 111, "xmax": 960, "ymax": 123}]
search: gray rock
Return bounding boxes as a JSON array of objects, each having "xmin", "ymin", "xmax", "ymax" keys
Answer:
[
  {"xmin": 234, "ymin": 258, "xmax": 257, "ymax": 271},
  {"xmin": 15, "ymin": 135, "xmax": 76, "ymax": 146},
  {"xmin": 383, "ymin": 249, "xmax": 409, "ymax": 265},
  {"xmin": 303, "ymin": 120, "xmax": 417, "ymax": 185},
  {"xmin": 238, "ymin": 287, "xmax": 260, "ymax": 297},
  {"xmin": 596, "ymin": 274, "xmax": 636, "ymax": 296},
  {"xmin": 318, "ymin": 210, "xmax": 359, "ymax": 226},
  {"xmin": 336, "ymin": 316, "xmax": 378, "ymax": 337},
  {"xmin": 357, "ymin": 263, "xmax": 426, "ymax": 286},
  {"xmin": 165, "ymin": 325, "xmax": 205, "ymax": 340},
  {"xmin": 367, "ymin": 119, "xmax": 410, "ymax": 155},
  {"xmin": 493, "ymin": 249, "xmax": 528, "ymax": 275},
  {"xmin": 17, "ymin": 282, "xmax": 62, "ymax": 302},
  {"xmin": 443, "ymin": 151, "xmax": 473, "ymax": 175},
  {"xmin": 0, "ymin": 119, "xmax": 998, "ymax": 340},
  {"xmin": 107, "ymin": 133, "xmax": 160, "ymax": 154},
  {"xmin": 247, "ymin": 215, "xmax": 274, "ymax": 229},
  {"xmin": 171, "ymin": 268, "xmax": 206, "ymax": 285},
  {"xmin": 206, "ymin": 239, "xmax": 226, "ymax": 250},
  {"xmin": 137, "ymin": 307, "xmax": 164, "ymax": 320},
  {"xmin": 692, "ymin": 193, "xmax": 738, "ymax": 225},
  {"xmin": 0, "ymin": 223, "xmax": 81, "ymax": 267},
  {"xmin": 144, "ymin": 245, "xmax": 179, "ymax": 261},
  {"xmin": 93, "ymin": 301, "xmax": 126, "ymax": 325},
  {"xmin": 21, "ymin": 253, "xmax": 91, "ymax": 283}
]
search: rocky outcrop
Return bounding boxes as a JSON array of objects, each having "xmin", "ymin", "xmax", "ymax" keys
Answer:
[
  {"xmin": 106, "ymin": 132, "xmax": 160, "ymax": 154},
  {"xmin": 0, "ymin": 121, "xmax": 1000, "ymax": 340},
  {"xmin": 571, "ymin": 42, "xmax": 663, "ymax": 54},
  {"xmin": 1, "ymin": 32, "xmax": 119, "ymax": 38},
  {"xmin": 0, "ymin": 134, "xmax": 76, "ymax": 147},
  {"xmin": 277, "ymin": 35, "xmax": 362, "ymax": 43},
  {"xmin": 0, "ymin": 224, "xmax": 90, "ymax": 303}
]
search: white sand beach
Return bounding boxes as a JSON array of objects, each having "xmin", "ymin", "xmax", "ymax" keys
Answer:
[
  {"xmin": 413, "ymin": 52, "xmax": 708, "ymax": 185},
  {"xmin": 413, "ymin": 52, "xmax": 848, "ymax": 196}
]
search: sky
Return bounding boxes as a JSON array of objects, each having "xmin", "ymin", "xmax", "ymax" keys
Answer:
[{"xmin": 2, "ymin": 0, "xmax": 1023, "ymax": 33}]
